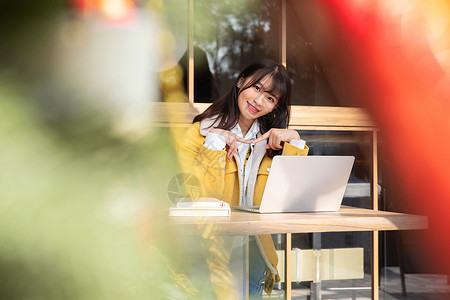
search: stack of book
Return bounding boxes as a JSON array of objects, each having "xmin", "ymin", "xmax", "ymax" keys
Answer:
[{"xmin": 169, "ymin": 198, "xmax": 231, "ymax": 217}]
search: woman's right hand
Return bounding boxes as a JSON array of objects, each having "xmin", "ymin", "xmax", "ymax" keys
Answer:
[{"xmin": 210, "ymin": 128, "xmax": 251, "ymax": 160}]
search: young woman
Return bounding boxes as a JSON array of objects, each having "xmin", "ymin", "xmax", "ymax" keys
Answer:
[{"xmin": 177, "ymin": 59, "xmax": 309, "ymax": 298}]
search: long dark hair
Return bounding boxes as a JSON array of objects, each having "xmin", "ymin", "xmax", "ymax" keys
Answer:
[{"xmin": 193, "ymin": 59, "xmax": 292, "ymax": 134}]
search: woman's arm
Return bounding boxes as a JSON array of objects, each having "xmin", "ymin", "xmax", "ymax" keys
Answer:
[
  {"xmin": 282, "ymin": 142, "xmax": 309, "ymax": 156},
  {"xmin": 252, "ymin": 128, "xmax": 308, "ymax": 155}
]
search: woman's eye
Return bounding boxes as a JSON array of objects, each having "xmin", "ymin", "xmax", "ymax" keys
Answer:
[
  {"xmin": 254, "ymin": 85, "xmax": 260, "ymax": 91},
  {"xmin": 267, "ymin": 97, "xmax": 275, "ymax": 103}
]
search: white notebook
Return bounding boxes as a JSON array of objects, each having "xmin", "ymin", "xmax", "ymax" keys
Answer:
[{"xmin": 169, "ymin": 198, "xmax": 230, "ymax": 217}]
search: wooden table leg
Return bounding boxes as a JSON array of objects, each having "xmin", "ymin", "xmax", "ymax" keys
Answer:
[
  {"xmin": 372, "ymin": 231, "xmax": 379, "ymax": 300},
  {"xmin": 285, "ymin": 233, "xmax": 292, "ymax": 300},
  {"xmin": 245, "ymin": 235, "xmax": 249, "ymax": 300},
  {"xmin": 311, "ymin": 232, "xmax": 322, "ymax": 300}
]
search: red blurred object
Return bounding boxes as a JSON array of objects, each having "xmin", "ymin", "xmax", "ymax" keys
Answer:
[{"xmin": 291, "ymin": 0, "xmax": 450, "ymax": 273}]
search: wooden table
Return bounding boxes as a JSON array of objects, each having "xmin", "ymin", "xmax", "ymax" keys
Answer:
[{"xmin": 170, "ymin": 206, "xmax": 428, "ymax": 300}]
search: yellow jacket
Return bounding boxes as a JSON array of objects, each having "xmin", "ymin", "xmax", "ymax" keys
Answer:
[{"xmin": 176, "ymin": 120, "xmax": 309, "ymax": 294}]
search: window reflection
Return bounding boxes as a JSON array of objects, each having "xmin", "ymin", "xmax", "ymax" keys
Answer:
[
  {"xmin": 302, "ymin": 130, "xmax": 373, "ymax": 209},
  {"xmin": 273, "ymin": 130, "xmax": 374, "ymax": 298},
  {"xmin": 286, "ymin": 0, "xmax": 348, "ymax": 107},
  {"xmin": 160, "ymin": 0, "xmax": 188, "ymax": 103},
  {"xmin": 194, "ymin": 0, "xmax": 281, "ymax": 102},
  {"xmin": 178, "ymin": 46, "xmax": 220, "ymax": 103}
]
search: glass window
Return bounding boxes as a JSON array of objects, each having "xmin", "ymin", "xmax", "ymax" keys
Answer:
[
  {"xmin": 378, "ymin": 135, "xmax": 450, "ymax": 298},
  {"xmin": 302, "ymin": 130, "xmax": 373, "ymax": 209},
  {"xmin": 274, "ymin": 130, "xmax": 375, "ymax": 298},
  {"xmin": 286, "ymin": 1, "xmax": 352, "ymax": 107},
  {"xmin": 194, "ymin": 0, "xmax": 281, "ymax": 102},
  {"xmin": 160, "ymin": 0, "xmax": 189, "ymax": 102}
]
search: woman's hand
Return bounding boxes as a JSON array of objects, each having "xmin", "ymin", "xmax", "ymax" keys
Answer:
[
  {"xmin": 210, "ymin": 128, "xmax": 252, "ymax": 160},
  {"xmin": 252, "ymin": 129, "xmax": 300, "ymax": 150}
]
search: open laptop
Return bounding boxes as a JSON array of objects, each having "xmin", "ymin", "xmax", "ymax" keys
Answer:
[{"xmin": 234, "ymin": 156, "xmax": 355, "ymax": 213}]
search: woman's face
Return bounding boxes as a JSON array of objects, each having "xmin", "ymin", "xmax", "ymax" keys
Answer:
[{"xmin": 237, "ymin": 75, "xmax": 279, "ymax": 125}]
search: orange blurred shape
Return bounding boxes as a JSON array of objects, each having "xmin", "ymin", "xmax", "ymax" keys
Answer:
[{"xmin": 71, "ymin": 0, "xmax": 136, "ymax": 22}]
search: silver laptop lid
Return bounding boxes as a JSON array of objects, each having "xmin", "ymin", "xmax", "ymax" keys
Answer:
[{"xmin": 259, "ymin": 156, "xmax": 355, "ymax": 213}]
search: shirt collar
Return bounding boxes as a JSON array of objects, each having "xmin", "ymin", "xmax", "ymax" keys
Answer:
[{"xmin": 231, "ymin": 121, "xmax": 260, "ymax": 140}]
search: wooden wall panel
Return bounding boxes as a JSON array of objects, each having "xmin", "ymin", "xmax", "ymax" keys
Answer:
[{"xmin": 150, "ymin": 102, "xmax": 377, "ymax": 129}]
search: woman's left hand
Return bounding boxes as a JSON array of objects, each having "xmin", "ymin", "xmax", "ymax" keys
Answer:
[{"xmin": 252, "ymin": 129, "xmax": 301, "ymax": 150}]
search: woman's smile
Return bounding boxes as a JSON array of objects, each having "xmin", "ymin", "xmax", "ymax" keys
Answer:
[{"xmin": 247, "ymin": 102, "xmax": 259, "ymax": 113}]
